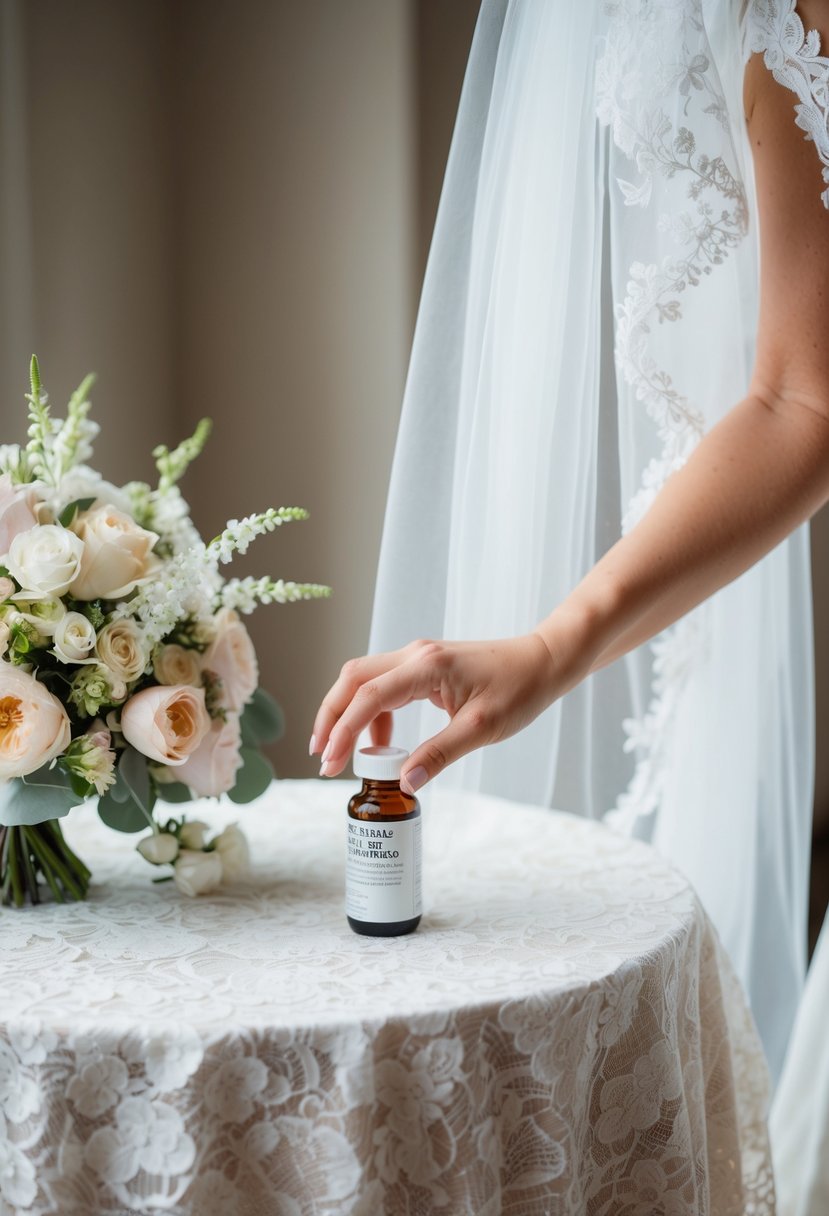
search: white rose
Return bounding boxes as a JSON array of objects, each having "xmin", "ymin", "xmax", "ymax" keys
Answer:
[
  {"xmin": 69, "ymin": 505, "xmax": 160, "ymax": 601},
  {"xmin": 120, "ymin": 684, "xmax": 211, "ymax": 766},
  {"xmin": 153, "ymin": 643, "xmax": 202, "ymax": 688},
  {"xmin": 178, "ymin": 820, "xmax": 209, "ymax": 850},
  {"xmin": 202, "ymin": 609, "xmax": 258, "ymax": 712},
  {"xmin": 214, "ymin": 824, "xmax": 249, "ymax": 881},
  {"xmin": 14, "ymin": 598, "xmax": 66, "ymax": 638},
  {"xmin": 0, "ymin": 622, "xmax": 9, "ymax": 658},
  {"xmin": 52, "ymin": 612, "xmax": 97, "ymax": 665},
  {"xmin": 173, "ymin": 849, "xmax": 223, "ymax": 896},
  {"xmin": 96, "ymin": 619, "xmax": 147, "ymax": 684},
  {"xmin": 0, "ymin": 664, "xmax": 71, "ymax": 779},
  {"xmin": 137, "ymin": 832, "xmax": 180, "ymax": 865},
  {"xmin": 6, "ymin": 524, "xmax": 84, "ymax": 598}
]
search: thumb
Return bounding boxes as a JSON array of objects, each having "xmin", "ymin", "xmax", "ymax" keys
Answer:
[{"xmin": 400, "ymin": 704, "xmax": 491, "ymax": 795}]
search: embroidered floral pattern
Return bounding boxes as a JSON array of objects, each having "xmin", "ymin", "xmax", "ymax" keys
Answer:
[
  {"xmin": 598, "ymin": 0, "xmax": 748, "ymax": 832},
  {"xmin": 746, "ymin": 0, "xmax": 829, "ymax": 206}
]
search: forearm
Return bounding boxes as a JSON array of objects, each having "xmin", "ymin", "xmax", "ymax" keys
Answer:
[{"xmin": 534, "ymin": 388, "xmax": 829, "ymax": 678}]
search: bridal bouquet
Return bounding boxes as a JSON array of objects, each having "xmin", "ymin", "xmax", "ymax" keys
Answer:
[{"xmin": 0, "ymin": 357, "xmax": 330, "ymax": 906}]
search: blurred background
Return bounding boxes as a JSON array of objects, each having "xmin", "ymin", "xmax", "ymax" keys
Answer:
[{"xmin": 1, "ymin": 0, "xmax": 826, "ymax": 936}]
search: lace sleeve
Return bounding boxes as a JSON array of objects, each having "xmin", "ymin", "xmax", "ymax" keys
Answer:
[{"xmin": 744, "ymin": 1, "xmax": 829, "ymax": 207}]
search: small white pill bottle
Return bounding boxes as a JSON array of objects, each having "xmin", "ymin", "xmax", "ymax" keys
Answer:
[{"xmin": 346, "ymin": 746, "xmax": 422, "ymax": 937}]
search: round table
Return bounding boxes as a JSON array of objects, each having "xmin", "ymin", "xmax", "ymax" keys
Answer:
[{"xmin": 0, "ymin": 780, "xmax": 773, "ymax": 1215}]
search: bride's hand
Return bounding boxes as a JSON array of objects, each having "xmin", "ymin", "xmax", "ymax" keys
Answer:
[{"xmin": 310, "ymin": 632, "xmax": 571, "ymax": 794}]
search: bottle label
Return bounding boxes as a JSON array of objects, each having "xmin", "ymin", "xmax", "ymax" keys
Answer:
[{"xmin": 346, "ymin": 816, "xmax": 422, "ymax": 923}]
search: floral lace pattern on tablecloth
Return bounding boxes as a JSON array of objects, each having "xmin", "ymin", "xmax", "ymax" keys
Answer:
[{"xmin": 0, "ymin": 782, "xmax": 773, "ymax": 1215}]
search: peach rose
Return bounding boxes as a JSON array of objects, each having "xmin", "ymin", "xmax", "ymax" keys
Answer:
[
  {"xmin": 202, "ymin": 609, "xmax": 258, "ymax": 712},
  {"xmin": 0, "ymin": 664, "xmax": 71, "ymax": 779},
  {"xmin": 153, "ymin": 643, "xmax": 202, "ymax": 688},
  {"xmin": 120, "ymin": 684, "xmax": 210, "ymax": 766},
  {"xmin": 0, "ymin": 475, "xmax": 38, "ymax": 560},
  {"xmin": 69, "ymin": 505, "xmax": 160, "ymax": 601},
  {"xmin": 176, "ymin": 714, "xmax": 243, "ymax": 797}
]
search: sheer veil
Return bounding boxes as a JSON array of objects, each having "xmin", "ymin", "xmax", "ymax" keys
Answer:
[{"xmin": 369, "ymin": 0, "xmax": 814, "ymax": 1083}]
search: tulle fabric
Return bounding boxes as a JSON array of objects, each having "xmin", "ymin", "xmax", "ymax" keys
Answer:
[{"xmin": 369, "ymin": 0, "xmax": 814, "ymax": 1084}]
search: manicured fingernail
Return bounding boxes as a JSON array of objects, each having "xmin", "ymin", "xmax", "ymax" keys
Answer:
[
  {"xmin": 401, "ymin": 766, "xmax": 427, "ymax": 795},
  {"xmin": 320, "ymin": 760, "xmax": 331, "ymax": 777},
  {"xmin": 308, "ymin": 734, "xmax": 317, "ymax": 756},
  {"xmin": 321, "ymin": 740, "xmax": 332, "ymax": 764}
]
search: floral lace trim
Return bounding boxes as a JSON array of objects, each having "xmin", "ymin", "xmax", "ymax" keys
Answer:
[
  {"xmin": 745, "ymin": 0, "xmax": 829, "ymax": 207},
  {"xmin": 597, "ymin": 0, "xmax": 749, "ymax": 830}
]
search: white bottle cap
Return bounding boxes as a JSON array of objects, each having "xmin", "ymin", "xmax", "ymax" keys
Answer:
[{"xmin": 353, "ymin": 746, "xmax": 409, "ymax": 781}]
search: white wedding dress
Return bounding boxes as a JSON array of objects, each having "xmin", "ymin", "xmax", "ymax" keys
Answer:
[{"xmin": 370, "ymin": 0, "xmax": 829, "ymax": 1207}]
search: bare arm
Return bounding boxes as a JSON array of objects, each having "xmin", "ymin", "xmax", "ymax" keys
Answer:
[{"xmin": 312, "ymin": 22, "xmax": 829, "ymax": 793}]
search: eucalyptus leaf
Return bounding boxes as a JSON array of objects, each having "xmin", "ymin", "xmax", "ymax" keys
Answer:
[
  {"xmin": 58, "ymin": 496, "xmax": 96, "ymax": 527},
  {"xmin": 97, "ymin": 788, "xmax": 152, "ymax": 833},
  {"xmin": 118, "ymin": 747, "xmax": 156, "ymax": 825},
  {"xmin": 0, "ymin": 766, "xmax": 85, "ymax": 827},
  {"xmin": 227, "ymin": 748, "xmax": 274, "ymax": 804},
  {"xmin": 239, "ymin": 688, "xmax": 284, "ymax": 747},
  {"xmin": 156, "ymin": 782, "xmax": 193, "ymax": 804}
]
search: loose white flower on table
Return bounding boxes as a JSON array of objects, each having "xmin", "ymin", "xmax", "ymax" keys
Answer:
[
  {"xmin": 178, "ymin": 819, "xmax": 209, "ymax": 850},
  {"xmin": 214, "ymin": 823, "xmax": 250, "ymax": 881},
  {"xmin": 95, "ymin": 619, "xmax": 148, "ymax": 684},
  {"xmin": 173, "ymin": 848, "xmax": 223, "ymax": 896},
  {"xmin": 202, "ymin": 608, "xmax": 258, "ymax": 712},
  {"xmin": 52, "ymin": 611, "xmax": 97, "ymax": 665},
  {"xmin": 0, "ymin": 665, "xmax": 71, "ymax": 779},
  {"xmin": 153, "ymin": 642, "xmax": 201, "ymax": 687},
  {"xmin": 176, "ymin": 716, "xmax": 243, "ymax": 798},
  {"xmin": 69, "ymin": 504, "xmax": 160, "ymax": 601},
  {"xmin": 137, "ymin": 832, "xmax": 180, "ymax": 866},
  {"xmin": 120, "ymin": 684, "xmax": 210, "ymax": 766},
  {"xmin": 6, "ymin": 524, "xmax": 84, "ymax": 598},
  {"xmin": 0, "ymin": 474, "xmax": 38, "ymax": 559}
]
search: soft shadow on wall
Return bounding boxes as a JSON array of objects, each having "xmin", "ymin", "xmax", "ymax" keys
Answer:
[{"xmin": 0, "ymin": 0, "xmax": 479, "ymax": 779}]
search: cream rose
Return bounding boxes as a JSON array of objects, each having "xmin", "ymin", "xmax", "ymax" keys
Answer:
[
  {"xmin": 52, "ymin": 612, "xmax": 97, "ymax": 665},
  {"xmin": 0, "ymin": 475, "xmax": 39, "ymax": 560},
  {"xmin": 6, "ymin": 525, "xmax": 84, "ymax": 598},
  {"xmin": 176, "ymin": 715, "xmax": 243, "ymax": 798},
  {"xmin": 202, "ymin": 609, "xmax": 258, "ymax": 712},
  {"xmin": 137, "ymin": 832, "xmax": 180, "ymax": 865},
  {"xmin": 69, "ymin": 505, "xmax": 160, "ymax": 601},
  {"xmin": 173, "ymin": 849, "xmax": 223, "ymax": 897},
  {"xmin": 153, "ymin": 643, "xmax": 202, "ymax": 688},
  {"xmin": 0, "ymin": 664, "xmax": 71, "ymax": 779},
  {"xmin": 214, "ymin": 824, "xmax": 249, "ymax": 881},
  {"xmin": 120, "ymin": 684, "xmax": 210, "ymax": 766},
  {"xmin": 96, "ymin": 619, "xmax": 148, "ymax": 684},
  {"xmin": 178, "ymin": 819, "xmax": 209, "ymax": 850}
]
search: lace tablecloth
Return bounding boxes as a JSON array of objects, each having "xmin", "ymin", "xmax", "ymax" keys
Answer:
[{"xmin": 0, "ymin": 780, "xmax": 773, "ymax": 1215}]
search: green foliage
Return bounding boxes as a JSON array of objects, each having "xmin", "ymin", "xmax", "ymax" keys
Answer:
[
  {"xmin": 97, "ymin": 748, "xmax": 156, "ymax": 833},
  {"xmin": 0, "ymin": 766, "xmax": 85, "ymax": 828},
  {"xmin": 59, "ymin": 497, "xmax": 96, "ymax": 527},
  {"xmin": 240, "ymin": 688, "xmax": 284, "ymax": 748},
  {"xmin": 227, "ymin": 748, "xmax": 274, "ymax": 804},
  {"xmin": 155, "ymin": 782, "xmax": 193, "ymax": 804}
]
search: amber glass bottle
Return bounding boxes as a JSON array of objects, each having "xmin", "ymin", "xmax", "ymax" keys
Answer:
[{"xmin": 346, "ymin": 746, "xmax": 422, "ymax": 937}]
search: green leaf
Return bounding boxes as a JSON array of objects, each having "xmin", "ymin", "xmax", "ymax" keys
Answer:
[
  {"xmin": 156, "ymin": 782, "xmax": 193, "ymax": 804},
  {"xmin": 239, "ymin": 688, "xmax": 284, "ymax": 747},
  {"xmin": 227, "ymin": 748, "xmax": 274, "ymax": 804},
  {"xmin": 59, "ymin": 497, "xmax": 96, "ymax": 527},
  {"xmin": 97, "ymin": 788, "xmax": 152, "ymax": 833},
  {"xmin": 119, "ymin": 747, "xmax": 156, "ymax": 821},
  {"xmin": 0, "ymin": 766, "xmax": 85, "ymax": 827}
]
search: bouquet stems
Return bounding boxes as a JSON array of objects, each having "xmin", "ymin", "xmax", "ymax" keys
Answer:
[{"xmin": 0, "ymin": 821, "xmax": 91, "ymax": 907}]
